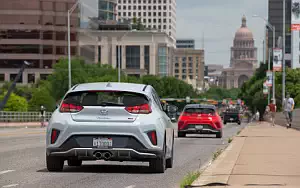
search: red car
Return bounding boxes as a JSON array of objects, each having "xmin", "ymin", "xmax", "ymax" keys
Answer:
[{"xmin": 177, "ymin": 104, "xmax": 223, "ymax": 138}]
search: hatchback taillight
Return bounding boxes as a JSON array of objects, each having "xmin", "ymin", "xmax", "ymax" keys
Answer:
[
  {"xmin": 125, "ymin": 103, "xmax": 152, "ymax": 114},
  {"xmin": 178, "ymin": 121, "xmax": 184, "ymax": 130},
  {"xmin": 59, "ymin": 102, "xmax": 83, "ymax": 113},
  {"xmin": 147, "ymin": 130, "xmax": 157, "ymax": 145},
  {"xmin": 51, "ymin": 129, "xmax": 60, "ymax": 144}
]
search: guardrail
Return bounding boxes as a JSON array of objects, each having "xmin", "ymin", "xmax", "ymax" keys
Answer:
[{"xmin": 0, "ymin": 111, "xmax": 52, "ymax": 122}]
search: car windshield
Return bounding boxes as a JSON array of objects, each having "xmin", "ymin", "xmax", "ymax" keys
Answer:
[
  {"xmin": 63, "ymin": 91, "xmax": 149, "ymax": 107},
  {"xmin": 184, "ymin": 108, "xmax": 215, "ymax": 115}
]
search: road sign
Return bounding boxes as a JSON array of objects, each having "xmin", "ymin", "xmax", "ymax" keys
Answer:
[
  {"xmin": 263, "ymin": 81, "xmax": 268, "ymax": 95},
  {"xmin": 266, "ymin": 71, "xmax": 273, "ymax": 87},
  {"xmin": 273, "ymin": 48, "xmax": 282, "ymax": 72}
]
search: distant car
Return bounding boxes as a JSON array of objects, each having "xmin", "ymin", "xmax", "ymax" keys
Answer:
[
  {"xmin": 46, "ymin": 82, "xmax": 175, "ymax": 173},
  {"xmin": 177, "ymin": 104, "xmax": 223, "ymax": 138},
  {"xmin": 223, "ymin": 108, "xmax": 241, "ymax": 125}
]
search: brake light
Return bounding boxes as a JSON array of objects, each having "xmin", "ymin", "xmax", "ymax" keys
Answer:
[
  {"xmin": 59, "ymin": 103, "xmax": 83, "ymax": 113},
  {"xmin": 51, "ymin": 129, "xmax": 60, "ymax": 144},
  {"xmin": 178, "ymin": 121, "xmax": 184, "ymax": 130},
  {"xmin": 147, "ymin": 131, "xmax": 157, "ymax": 145},
  {"xmin": 125, "ymin": 103, "xmax": 152, "ymax": 114}
]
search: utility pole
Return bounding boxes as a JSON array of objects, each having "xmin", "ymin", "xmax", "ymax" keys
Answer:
[
  {"xmin": 0, "ymin": 61, "xmax": 31, "ymax": 111},
  {"xmin": 282, "ymin": 0, "xmax": 286, "ymax": 107}
]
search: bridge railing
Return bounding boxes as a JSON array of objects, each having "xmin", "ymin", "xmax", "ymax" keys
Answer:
[{"xmin": 0, "ymin": 111, "xmax": 52, "ymax": 122}]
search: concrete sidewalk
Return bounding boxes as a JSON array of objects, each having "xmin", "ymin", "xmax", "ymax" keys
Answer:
[{"xmin": 191, "ymin": 122, "xmax": 300, "ymax": 188}]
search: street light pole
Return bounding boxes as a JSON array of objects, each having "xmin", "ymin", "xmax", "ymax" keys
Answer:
[
  {"xmin": 272, "ymin": 25, "xmax": 276, "ymax": 103},
  {"xmin": 282, "ymin": 0, "xmax": 286, "ymax": 107},
  {"xmin": 68, "ymin": 0, "xmax": 80, "ymax": 89}
]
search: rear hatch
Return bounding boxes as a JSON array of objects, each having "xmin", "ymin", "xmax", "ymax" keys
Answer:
[
  {"xmin": 182, "ymin": 107, "xmax": 216, "ymax": 122},
  {"xmin": 59, "ymin": 90, "xmax": 151, "ymax": 123}
]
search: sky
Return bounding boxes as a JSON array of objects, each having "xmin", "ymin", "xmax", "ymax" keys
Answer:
[{"xmin": 176, "ymin": 0, "xmax": 268, "ymax": 67}]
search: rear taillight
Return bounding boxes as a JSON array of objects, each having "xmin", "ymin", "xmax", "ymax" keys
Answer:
[
  {"xmin": 178, "ymin": 121, "xmax": 184, "ymax": 130},
  {"xmin": 147, "ymin": 130, "xmax": 157, "ymax": 145},
  {"xmin": 125, "ymin": 103, "xmax": 152, "ymax": 114},
  {"xmin": 51, "ymin": 129, "xmax": 60, "ymax": 144},
  {"xmin": 59, "ymin": 103, "xmax": 83, "ymax": 113}
]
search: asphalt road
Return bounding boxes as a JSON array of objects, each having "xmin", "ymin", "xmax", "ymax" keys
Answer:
[{"xmin": 0, "ymin": 123, "xmax": 245, "ymax": 188}]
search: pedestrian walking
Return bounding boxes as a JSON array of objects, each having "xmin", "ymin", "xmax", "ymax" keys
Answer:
[
  {"xmin": 283, "ymin": 94, "xmax": 295, "ymax": 128},
  {"xmin": 40, "ymin": 105, "xmax": 46, "ymax": 128},
  {"xmin": 268, "ymin": 99, "xmax": 277, "ymax": 126}
]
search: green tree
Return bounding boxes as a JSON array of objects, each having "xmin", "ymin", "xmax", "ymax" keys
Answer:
[
  {"xmin": 28, "ymin": 87, "xmax": 56, "ymax": 111},
  {"xmin": 0, "ymin": 93, "xmax": 28, "ymax": 111}
]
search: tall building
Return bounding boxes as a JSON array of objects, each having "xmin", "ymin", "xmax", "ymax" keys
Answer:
[
  {"xmin": 0, "ymin": 0, "xmax": 79, "ymax": 84},
  {"xmin": 176, "ymin": 39, "xmax": 195, "ymax": 49},
  {"xmin": 220, "ymin": 16, "xmax": 257, "ymax": 89},
  {"xmin": 79, "ymin": 30, "xmax": 174, "ymax": 77},
  {"xmin": 98, "ymin": 0, "xmax": 118, "ymax": 20},
  {"xmin": 268, "ymin": 0, "xmax": 292, "ymax": 67},
  {"xmin": 173, "ymin": 49, "xmax": 204, "ymax": 89},
  {"xmin": 116, "ymin": 0, "xmax": 176, "ymax": 39}
]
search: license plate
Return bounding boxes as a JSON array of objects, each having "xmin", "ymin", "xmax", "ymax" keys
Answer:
[
  {"xmin": 196, "ymin": 125, "xmax": 203, "ymax": 129},
  {"xmin": 93, "ymin": 138, "xmax": 113, "ymax": 148}
]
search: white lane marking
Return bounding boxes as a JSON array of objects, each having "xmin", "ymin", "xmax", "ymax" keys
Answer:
[
  {"xmin": 125, "ymin": 185, "xmax": 136, "ymax": 188},
  {"xmin": 2, "ymin": 184, "xmax": 19, "ymax": 188},
  {"xmin": 0, "ymin": 170, "xmax": 15, "ymax": 175}
]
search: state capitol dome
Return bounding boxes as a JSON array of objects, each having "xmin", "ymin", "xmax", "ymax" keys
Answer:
[{"xmin": 234, "ymin": 16, "xmax": 253, "ymax": 40}]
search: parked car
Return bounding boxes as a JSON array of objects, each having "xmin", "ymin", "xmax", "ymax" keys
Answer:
[
  {"xmin": 177, "ymin": 104, "xmax": 223, "ymax": 138},
  {"xmin": 46, "ymin": 82, "xmax": 175, "ymax": 173},
  {"xmin": 223, "ymin": 108, "xmax": 241, "ymax": 125}
]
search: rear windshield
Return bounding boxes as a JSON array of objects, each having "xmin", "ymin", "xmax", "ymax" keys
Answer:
[
  {"xmin": 63, "ymin": 91, "xmax": 148, "ymax": 107},
  {"xmin": 184, "ymin": 108, "xmax": 215, "ymax": 114}
]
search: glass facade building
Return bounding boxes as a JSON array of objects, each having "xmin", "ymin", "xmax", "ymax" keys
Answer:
[
  {"xmin": 98, "ymin": 0, "xmax": 117, "ymax": 21},
  {"xmin": 158, "ymin": 47, "xmax": 168, "ymax": 77}
]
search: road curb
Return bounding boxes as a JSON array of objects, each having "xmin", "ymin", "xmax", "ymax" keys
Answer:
[{"xmin": 190, "ymin": 125, "xmax": 248, "ymax": 187}]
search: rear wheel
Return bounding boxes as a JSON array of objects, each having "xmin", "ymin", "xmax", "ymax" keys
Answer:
[
  {"xmin": 166, "ymin": 132, "xmax": 174, "ymax": 168},
  {"xmin": 177, "ymin": 132, "xmax": 186, "ymax": 138},
  {"xmin": 216, "ymin": 130, "xmax": 223, "ymax": 138},
  {"xmin": 46, "ymin": 155, "xmax": 64, "ymax": 172},
  {"xmin": 150, "ymin": 139, "xmax": 166, "ymax": 173},
  {"xmin": 67, "ymin": 159, "xmax": 82, "ymax": 167},
  {"xmin": 237, "ymin": 121, "xmax": 241, "ymax": 125},
  {"xmin": 223, "ymin": 121, "xmax": 227, "ymax": 125}
]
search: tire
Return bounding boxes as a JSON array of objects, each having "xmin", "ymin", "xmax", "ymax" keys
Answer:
[
  {"xmin": 46, "ymin": 155, "xmax": 64, "ymax": 172},
  {"xmin": 237, "ymin": 121, "xmax": 241, "ymax": 125},
  {"xmin": 150, "ymin": 138, "xmax": 166, "ymax": 173},
  {"xmin": 166, "ymin": 132, "xmax": 174, "ymax": 169},
  {"xmin": 216, "ymin": 130, "xmax": 223, "ymax": 138},
  {"xmin": 223, "ymin": 121, "xmax": 227, "ymax": 125},
  {"xmin": 67, "ymin": 159, "xmax": 82, "ymax": 167},
  {"xmin": 177, "ymin": 131, "xmax": 186, "ymax": 138}
]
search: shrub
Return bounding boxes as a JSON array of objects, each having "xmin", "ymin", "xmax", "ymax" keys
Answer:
[{"xmin": 0, "ymin": 93, "xmax": 28, "ymax": 111}]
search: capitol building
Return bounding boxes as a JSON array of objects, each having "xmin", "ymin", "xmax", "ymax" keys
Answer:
[{"xmin": 220, "ymin": 16, "xmax": 258, "ymax": 89}]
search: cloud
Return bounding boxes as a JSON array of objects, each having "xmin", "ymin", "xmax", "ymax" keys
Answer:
[{"xmin": 176, "ymin": 0, "xmax": 268, "ymax": 65}]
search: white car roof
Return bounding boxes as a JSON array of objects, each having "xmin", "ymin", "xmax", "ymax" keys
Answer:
[{"xmin": 69, "ymin": 82, "xmax": 149, "ymax": 94}]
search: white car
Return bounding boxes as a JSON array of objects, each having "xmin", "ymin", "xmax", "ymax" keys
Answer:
[{"xmin": 46, "ymin": 82, "xmax": 175, "ymax": 173}]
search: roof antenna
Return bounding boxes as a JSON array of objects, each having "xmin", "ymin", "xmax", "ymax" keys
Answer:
[{"xmin": 106, "ymin": 82, "xmax": 112, "ymax": 87}]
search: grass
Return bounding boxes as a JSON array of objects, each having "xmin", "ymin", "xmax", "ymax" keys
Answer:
[
  {"xmin": 180, "ymin": 171, "xmax": 201, "ymax": 188},
  {"xmin": 228, "ymin": 137, "xmax": 233, "ymax": 143},
  {"xmin": 212, "ymin": 148, "xmax": 223, "ymax": 161}
]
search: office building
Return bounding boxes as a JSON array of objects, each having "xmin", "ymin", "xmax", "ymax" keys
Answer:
[
  {"xmin": 176, "ymin": 39, "xmax": 195, "ymax": 49},
  {"xmin": 268, "ymin": 0, "xmax": 292, "ymax": 67},
  {"xmin": 0, "ymin": 0, "xmax": 79, "ymax": 84},
  {"xmin": 116, "ymin": 0, "xmax": 176, "ymax": 39},
  {"xmin": 173, "ymin": 49, "xmax": 204, "ymax": 89},
  {"xmin": 79, "ymin": 30, "xmax": 175, "ymax": 77}
]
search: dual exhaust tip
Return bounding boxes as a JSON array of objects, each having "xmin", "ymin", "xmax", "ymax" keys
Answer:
[{"xmin": 94, "ymin": 151, "xmax": 112, "ymax": 160}]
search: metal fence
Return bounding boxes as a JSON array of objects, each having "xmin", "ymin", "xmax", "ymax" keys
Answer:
[{"xmin": 0, "ymin": 111, "xmax": 52, "ymax": 122}]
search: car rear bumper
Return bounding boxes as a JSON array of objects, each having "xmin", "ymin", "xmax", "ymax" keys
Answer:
[
  {"xmin": 178, "ymin": 124, "xmax": 221, "ymax": 134},
  {"xmin": 46, "ymin": 147, "xmax": 162, "ymax": 161}
]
